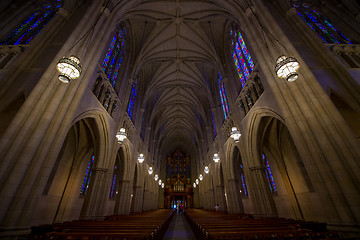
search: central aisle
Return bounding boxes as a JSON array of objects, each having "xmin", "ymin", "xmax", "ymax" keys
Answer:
[{"xmin": 163, "ymin": 212, "xmax": 198, "ymax": 240}]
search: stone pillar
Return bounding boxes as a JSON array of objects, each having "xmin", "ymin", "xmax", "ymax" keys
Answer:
[
  {"xmin": 80, "ymin": 168, "xmax": 108, "ymax": 219},
  {"xmin": 115, "ymin": 180, "xmax": 131, "ymax": 214},
  {"xmin": 226, "ymin": 178, "xmax": 244, "ymax": 213},
  {"xmin": 249, "ymin": 166, "xmax": 277, "ymax": 217}
]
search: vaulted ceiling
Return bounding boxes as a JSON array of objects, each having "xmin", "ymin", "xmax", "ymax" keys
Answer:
[{"xmin": 112, "ymin": 0, "xmax": 248, "ymax": 162}]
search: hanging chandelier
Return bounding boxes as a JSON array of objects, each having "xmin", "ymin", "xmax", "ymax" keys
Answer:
[
  {"xmin": 195, "ymin": 179, "xmax": 199, "ymax": 185},
  {"xmin": 56, "ymin": 56, "xmax": 82, "ymax": 83},
  {"xmin": 204, "ymin": 166, "xmax": 209, "ymax": 174},
  {"xmin": 213, "ymin": 153, "xmax": 220, "ymax": 163},
  {"xmin": 199, "ymin": 174, "xmax": 203, "ymax": 181},
  {"xmin": 161, "ymin": 183, "xmax": 164, "ymax": 188},
  {"xmin": 230, "ymin": 127, "xmax": 241, "ymax": 142},
  {"xmin": 275, "ymin": 56, "xmax": 300, "ymax": 82},
  {"xmin": 154, "ymin": 174, "xmax": 159, "ymax": 181},
  {"xmin": 148, "ymin": 167, "xmax": 153, "ymax": 175},
  {"xmin": 116, "ymin": 128, "xmax": 127, "ymax": 143},
  {"xmin": 158, "ymin": 179, "xmax": 162, "ymax": 185},
  {"xmin": 138, "ymin": 153, "xmax": 144, "ymax": 164},
  {"xmin": 193, "ymin": 183, "xmax": 196, "ymax": 188}
]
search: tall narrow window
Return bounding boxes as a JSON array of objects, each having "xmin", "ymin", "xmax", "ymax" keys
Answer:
[
  {"xmin": 211, "ymin": 111, "xmax": 217, "ymax": 139},
  {"xmin": 239, "ymin": 164, "xmax": 248, "ymax": 196},
  {"xmin": 102, "ymin": 26, "xmax": 126, "ymax": 87},
  {"xmin": 262, "ymin": 154, "xmax": 277, "ymax": 193},
  {"xmin": 80, "ymin": 155, "xmax": 94, "ymax": 196},
  {"xmin": 109, "ymin": 163, "xmax": 120, "ymax": 198},
  {"xmin": 218, "ymin": 72, "xmax": 231, "ymax": 119},
  {"xmin": 230, "ymin": 28, "xmax": 255, "ymax": 88},
  {"xmin": 291, "ymin": 0, "xmax": 352, "ymax": 44},
  {"xmin": 140, "ymin": 116, "xmax": 145, "ymax": 140},
  {"xmin": 1, "ymin": 1, "xmax": 63, "ymax": 45},
  {"xmin": 127, "ymin": 80, "xmax": 137, "ymax": 122}
]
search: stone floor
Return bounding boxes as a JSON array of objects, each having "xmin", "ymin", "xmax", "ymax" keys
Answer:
[{"xmin": 163, "ymin": 212, "xmax": 198, "ymax": 240}]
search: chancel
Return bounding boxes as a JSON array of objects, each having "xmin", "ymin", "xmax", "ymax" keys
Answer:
[{"xmin": 0, "ymin": 0, "xmax": 360, "ymax": 239}]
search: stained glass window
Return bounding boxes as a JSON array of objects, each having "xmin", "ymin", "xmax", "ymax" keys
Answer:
[
  {"xmin": 127, "ymin": 80, "xmax": 137, "ymax": 122},
  {"xmin": 218, "ymin": 72, "xmax": 231, "ymax": 119},
  {"xmin": 80, "ymin": 155, "xmax": 94, "ymax": 196},
  {"xmin": 211, "ymin": 111, "xmax": 217, "ymax": 139},
  {"xmin": 262, "ymin": 154, "xmax": 277, "ymax": 193},
  {"xmin": 1, "ymin": 0, "xmax": 63, "ymax": 45},
  {"xmin": 109, "ymin": 164, "xmax": 120, "ymax": 198},
  {"xmin": 140, "ymin": 116, "xmax": 145, "ymax": 140},
  {"xmin": 240, "ymin": 164, "xmax": 248, "ymax": 196},
  {"xmin": 102, "ymin": 26, "xmax": 126, "ymax": 87},
  {"xmin": 230, "ymin": 28, "xmax": 255, "ymax": 88},
  {"xmin": 291, "ymin": 0, "xmax": 352, "ymax": 44}
]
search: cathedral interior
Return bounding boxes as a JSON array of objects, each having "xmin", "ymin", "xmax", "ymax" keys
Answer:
[{"xmin": 0, "ymin": 0, "xmax": 360, "ymax": 239}]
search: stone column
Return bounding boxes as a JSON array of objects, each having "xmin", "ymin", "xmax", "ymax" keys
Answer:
[
  {"xmin": 115, "ymin": 180, "xmax": 131, "ymax": 214},
  {"xmin": 226, "ymin": 178, "xmax": 244, "ymax": 213},
  {"xmin": 80, "ymin": 168, "xmax": 108, "ymax": 219},
  {"xmin": 249, "ymin": 166, "xmax": 277, "ymax": 217}
]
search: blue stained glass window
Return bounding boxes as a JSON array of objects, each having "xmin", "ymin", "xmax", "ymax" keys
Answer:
[
  {"xmin": 102, "ymin": 27, "xmax": 126, "ymax": 87},
  {"xmin": 211, "ymin": 111, "xmax": 217, "ymax": 138},
  {"xmin": 262, "ymin": 154, "xmax": 277, "ymax": 193},
  {"xmin": 218, "ymin": 72, "xmax": 231, "ymax": 119},
  {"xmin": 230, "ymin": 29, "xmax": 255, "ymax": 88},
  {"xmin": 109, "ymin": 165, "xmax": 119, "ymax": 198},
  {"xmin": 80, "ymin": 155, "xmax": 94, "ymax": 196},
  {"xmin": 127, "ymin": 81, "xmax": 137, "ymax": 122},
  {"xmin": 291, "ymin": 0, "xmax": 352, "ymax": 44},
  {"xmin": 1, "ymin": 2, "xmax": 63, "ymax": 45},
  {"xmin": 240, "ymin": 164, "xmax": 248, "ymax": 196}
]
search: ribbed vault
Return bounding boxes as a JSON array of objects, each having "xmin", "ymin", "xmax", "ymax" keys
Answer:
[{"xmin": 113, "ymin": 0, "xmax": 239, "ymax": 164}]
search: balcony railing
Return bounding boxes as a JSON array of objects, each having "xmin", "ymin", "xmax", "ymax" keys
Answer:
[
  {"xmin": 92, "ymin": 73, "xmax": 119, "ymax": 117},
  {"xmin": 236, "ymin": 72, "xmax": 264, "ymax": 116}
]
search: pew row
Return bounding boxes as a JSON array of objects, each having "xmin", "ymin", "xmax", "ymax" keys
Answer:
[
  {"xmin": 184, "ymin": 209, "xmax": 342, "ymax": 240},
  {"xmin": 22, "ymin": 209, "xmax": 174, "ymax": 240}
]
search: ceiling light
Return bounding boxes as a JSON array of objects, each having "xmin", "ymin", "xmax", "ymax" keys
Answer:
[
  {"xmin": 275, "ymin": 56, "xmax": 300, "ymax": 82},
  {"xmin": 230, "ymin": 127, "xmax": 241, "ymax": 142},
  {"xmin": 116, "ymin": 128, "xmax": 127, "ymax": 143},
  {"xmin": 56, "ymin": 56, "xmax": 82, "ymax": 83}
]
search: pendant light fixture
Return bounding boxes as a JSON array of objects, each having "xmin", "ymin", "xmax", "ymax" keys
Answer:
[
  {"xmin": 230, "ymin": 127, "xmax": 241, "ymax": 142},
  {"xmin": 116, "ymin": 128, "xmax": 127, "ymax": 143}
]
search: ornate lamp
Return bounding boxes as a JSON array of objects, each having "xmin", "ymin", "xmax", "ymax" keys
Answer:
[
  {"xmin": 161, "ymin": 183, "xmax": 164, "ymax": 188},
  {"xmin": 275, "ymin": 56, "xmax": 300, "ymax": 82},
  {"xmin": 138, "ymin": 153, "xmax": 144, "ymax": 164},
  {"xmin": 154, "ymin": 174, "xmax": 159, "ymax": 181},
  {"xmin": 116, "ymin": 128, "xmax": 127, "ymax": 143},
  {"xmin": 158, "ymin": 179, "xmax": 162, "ymax": 185},
  {"xmin": 148, "ymin": 167, "xmax": 153, "ymax": 175},
  {"xmin": 199, "ymin": 174, "xmax": 203, "ymax": 181},
  {"xmin": 204, "ymin": 166, "xmax": 209, "ymax": 174},
  {"xmin": 195, "ymin": 179, "xmax": 199, "ymax": 185},
  {"xmin": 56, "ymin": 56, "xmax": 82, "ymax": 83},
  {"xmin": 213, "ymin": 153, "xmax": 220, "ymax": 163},
  {"xmin": 193, "ymin": 183, "xmax": 196, "ymax": 188},
  {"xmin": 230, "ymin": 127, "xmax": 241, "ymax": 142}
]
